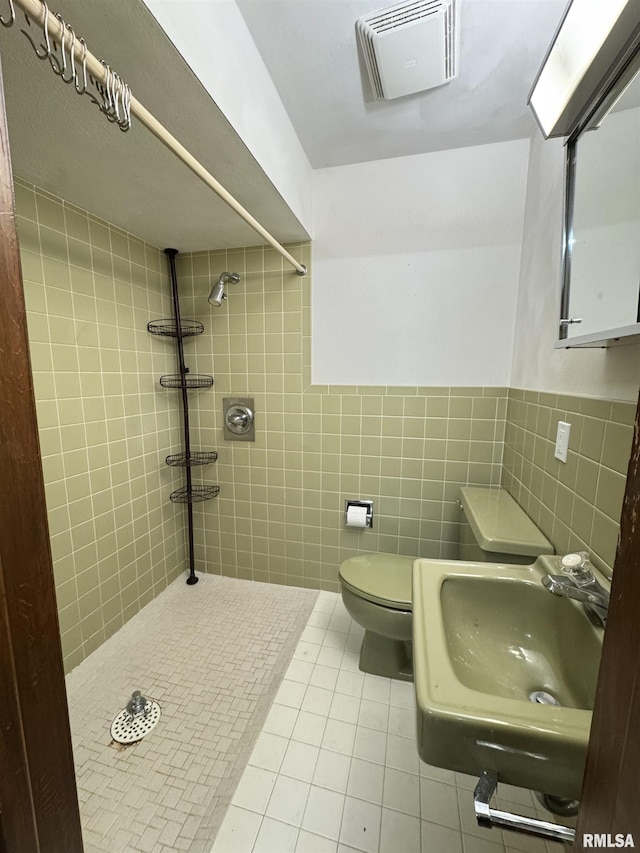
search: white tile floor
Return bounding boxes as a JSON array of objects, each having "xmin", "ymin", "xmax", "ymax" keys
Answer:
[{"xmin": 211, "ymin": 592, "xmax": 567, "ymax": 853}]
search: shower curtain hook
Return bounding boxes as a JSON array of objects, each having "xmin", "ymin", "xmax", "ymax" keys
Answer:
[
  {"xmin": 74, "ymin": 38, "xmax": 99, "ymax": 108},
  {"xmin": 61, "ymin": 22, "xmax": 76, "ymax": 84},
  {"xmin": 109, "ymin": 72, "xmax": 131, "ymax": 131},
  {"xmin": 74, "ymin": 37, "xmax": 87, "ymax": 93},
  {"xmin": 20, "ymin": 1, "xmax": 51, "ymax": 60},
  {"xmin": 0, "ymin": 0, "xmax": 15, "ymax": 28},
  {"xmin": 111, "ymin": 72, "xmax": 123, "ymax": 124},
  {"xmin": 98, "ymin": 60, "xmax": 115, "ymax": 119},
  {"xmin": 47, "ymin": 12, "xmax": 66, "ymax": 77},
  {"xmin": 108, "ymin": 71, "xmax": 121, "ymax": 124},
  {"xmin": 119, "ymin": 82, "xmax": 132, "ymax": 131},
  {"xmin": 74, "ymin": 38, "xmax": 98, "ymax": 107},
  {"xmin": 107, "ymin": 67, "xmax": 117, "ymax": 121}
]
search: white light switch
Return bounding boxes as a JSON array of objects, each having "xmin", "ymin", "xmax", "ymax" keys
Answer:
[{"xmin": 554, "ymin": 421, "xmax": 571, "ymax": 463}]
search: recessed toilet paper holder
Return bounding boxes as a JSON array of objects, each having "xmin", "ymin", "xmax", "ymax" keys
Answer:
[{"xmin": 345, "ymin": 499, "xmax": 374, "ymax": 529}]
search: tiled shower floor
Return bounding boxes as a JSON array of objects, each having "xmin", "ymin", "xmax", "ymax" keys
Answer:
[
  {"xmin": 212, "ymin": 592, "xmax": 568, "ymax": 853},
  {"xmin": 65, "ymin": 574, "xmax": 318, "ymax": 853}
]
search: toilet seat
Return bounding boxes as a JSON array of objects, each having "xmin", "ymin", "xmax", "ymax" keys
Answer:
[{"xmin": 339, "ymin": 554, "xmax": 413, "ymax": 611}]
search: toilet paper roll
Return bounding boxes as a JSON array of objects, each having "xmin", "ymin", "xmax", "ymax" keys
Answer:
[{"xmin": 346, "ymin": 505, "xmax": 368, "ymax": 528}]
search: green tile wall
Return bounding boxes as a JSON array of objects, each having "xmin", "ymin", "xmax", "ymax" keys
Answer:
[
  {"xmin": 502, "ymin": 389, "xmax": 635, "ymax": 578},
  {"xmin": 173, "ymin": 245, "xmax": 507, "ymax": 592},
  {"xmin": 16, "ymin": 179, "xmax": 185, "ymax": 672}
]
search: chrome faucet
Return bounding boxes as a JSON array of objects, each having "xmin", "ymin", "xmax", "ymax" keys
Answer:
[{"xmin": 542, "ymin": 553, "xmax": 609, "ymax": 627}]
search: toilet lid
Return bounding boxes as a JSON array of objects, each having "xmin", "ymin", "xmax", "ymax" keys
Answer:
[{"xmin": 339, "ymin": 554, "xmax": 413, "ymax": 610}]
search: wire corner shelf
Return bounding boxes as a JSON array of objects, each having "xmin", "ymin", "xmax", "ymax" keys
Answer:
[
  {"xmin": 166, "ymin": 451, "xmax": 218, "ymax": 467},
  {"xmin": 170, "ymin": 485, "xmax": 220, "ymax": 504},
  {"xmin": 159, "ymin": 373, "xmax": 214, "ymax": 389},
  {"xmin": 148, "ymin": 319, "xmax": 205, "ymax": 338}
]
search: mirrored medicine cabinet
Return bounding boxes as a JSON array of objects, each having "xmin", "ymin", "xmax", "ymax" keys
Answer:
[{"xmin": 557, "ymin": 51, "xmax": 640, "ymax": 349}]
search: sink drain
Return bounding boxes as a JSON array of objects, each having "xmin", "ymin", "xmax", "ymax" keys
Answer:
[
  {"xmin": 110, "ymin": 700, "xmax": 161, "ymax": 745},
  {"xmin": 529, "ymin": 690, "xmax": 561, "ymax": 706}
]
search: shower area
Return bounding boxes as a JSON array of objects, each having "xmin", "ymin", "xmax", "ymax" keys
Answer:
[
  {"xmin": 0, "ymin": 1, "xmax": 314, "ymax": 852},
  {"xmin": 8, "ymin": 176, "xmax": 316, "ymax": 849}
]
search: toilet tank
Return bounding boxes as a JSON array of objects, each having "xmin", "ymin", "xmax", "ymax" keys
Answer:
[{"xmin": 458, "ymin": 486, "xmax": 553, "ymax": 565}]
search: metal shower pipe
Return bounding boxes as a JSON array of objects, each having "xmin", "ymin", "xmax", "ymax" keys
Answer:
[{"xmin": 165, "ymin": 248, "xmax": 198, "ymax": 586}]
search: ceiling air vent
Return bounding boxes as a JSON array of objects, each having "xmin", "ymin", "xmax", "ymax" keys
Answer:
[{"xmin": 357, "ymin": 0, "xmax": 458, "ymax": 101}]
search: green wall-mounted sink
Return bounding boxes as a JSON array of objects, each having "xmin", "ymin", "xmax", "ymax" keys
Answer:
[{"xmin": 412, "ymin": 556, "xmax": 604, "ymax": 799}]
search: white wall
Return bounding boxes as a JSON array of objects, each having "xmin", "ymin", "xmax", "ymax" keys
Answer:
[
  {"xmin": 312, "ymin": 140, "xmax": 530, "ymax": 387},
  {"xmin": 510, "ymin": 131, "xmax": 640, "ymax": 402},
  {"xmin": 143, "ymin": 0, "xmax": 313, "ymax": 235}
]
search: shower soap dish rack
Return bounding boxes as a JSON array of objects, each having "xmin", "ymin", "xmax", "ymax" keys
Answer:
[{"xmin": 147, "ymin": 319, "xmax": 204, "ymax": 338}]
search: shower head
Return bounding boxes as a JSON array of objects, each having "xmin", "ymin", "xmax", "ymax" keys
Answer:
[
  {"xmin": 208, "ymin": 280, "xmax": 226, "ymax": 306},
  {"xmin": 208, "ymin": 271, "xmax": 241, "ymax": 307}
]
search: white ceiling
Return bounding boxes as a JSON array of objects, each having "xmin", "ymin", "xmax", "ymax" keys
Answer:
[
  {"xmin": 0, "ymin": 0, "xmax": 309, "ymax": 251},
  {"xmin": 237, "ymin": 0, "xmax": 569, "ymax": 168}
]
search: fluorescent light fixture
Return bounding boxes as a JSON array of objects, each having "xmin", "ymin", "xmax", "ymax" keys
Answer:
[{"xmin": 528, "ymin": 0, "xmax": 640, "ymax": 138}]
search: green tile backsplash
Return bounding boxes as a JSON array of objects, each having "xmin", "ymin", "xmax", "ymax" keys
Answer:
[
  {"xmin": 18, "ymin": 180, "xmax": 636, "ymax": 669},
  {"xmin": 502, "ymin": 389, "xmax": 635, "ymax": 578},
  {"xmin": 16, "ymin": 179, "xmax": 185, "ymax": 671}
]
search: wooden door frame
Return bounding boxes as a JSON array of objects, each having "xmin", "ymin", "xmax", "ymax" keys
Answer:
[{"xmin": 0, "ymin": 54, "xmax": 84, "ymax": 852}]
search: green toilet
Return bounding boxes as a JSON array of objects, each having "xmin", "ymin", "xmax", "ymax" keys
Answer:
[{"xmin": 339, "ymin": 486, "xmax": 554, "ymax": 682}]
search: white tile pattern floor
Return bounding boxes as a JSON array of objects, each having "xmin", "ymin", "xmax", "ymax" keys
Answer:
[
  {"xmin": 212, "ymin": 592, "xmax": 568, "ymax": 853},
  {"xmin": 66, "ymin": 574, "xmax": 318, "ymax": 853}
]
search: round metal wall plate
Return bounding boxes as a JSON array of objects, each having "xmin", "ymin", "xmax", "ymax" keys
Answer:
[
  {"xmin": 110, "ymin": 701, "xmax": 161, "ymax": 744},
  {"xmin": 222, "ymin": 397, "xmax": 255, "ymax": 441}
]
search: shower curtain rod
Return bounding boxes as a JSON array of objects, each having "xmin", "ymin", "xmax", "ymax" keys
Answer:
[{"xmin": 10, "ymin": 0, "xmax": 308, "ymax": 276}]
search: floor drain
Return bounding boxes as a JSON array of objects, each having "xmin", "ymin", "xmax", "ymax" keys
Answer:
[
  {"xmin": 529, "ymin": 690, "xmax": 561, "ymax": 706},
  {"xmin": 110, "ymin": 700, "xmax": 161, "ymax": 745}
]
